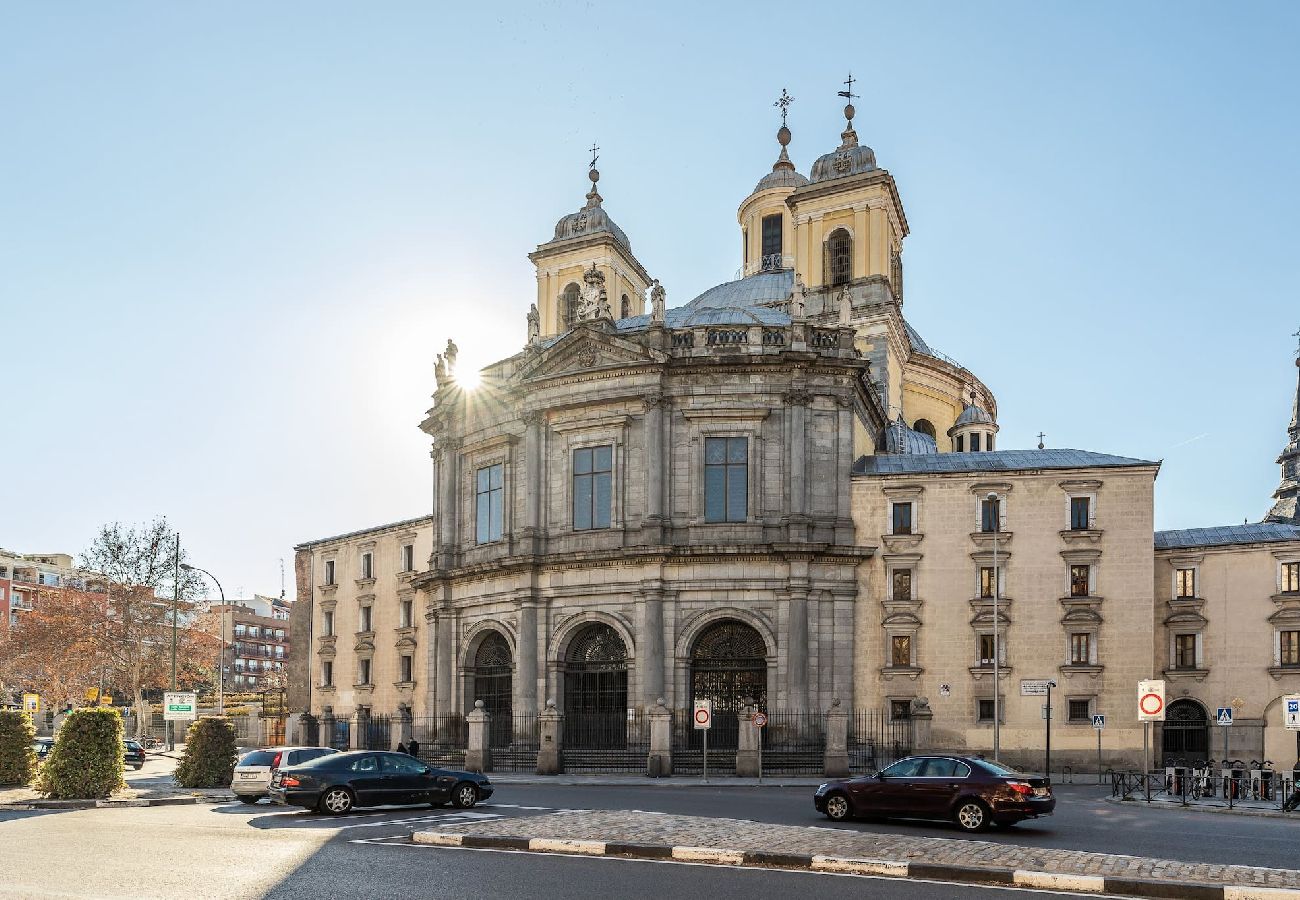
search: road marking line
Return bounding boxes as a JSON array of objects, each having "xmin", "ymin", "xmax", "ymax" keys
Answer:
[
  {"xmin": 811, "ymin": 855, "xmax": 908, "ymax": 877},
  {"xmin": 1014, "ymin": 871, "xmax": 1105, "ymax": 892},
  {"xmin": 528, "ymin": 838, "xmax": 606, "ymax": 855},
  {"xmin": 671, "ymin": 846, "xmax": 744, "ymax": 864}
]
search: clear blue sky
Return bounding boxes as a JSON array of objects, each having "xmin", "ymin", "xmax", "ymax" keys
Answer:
[{"xmin": 3, "ymin": 3, "xmax": 1298, "ymax": 600}]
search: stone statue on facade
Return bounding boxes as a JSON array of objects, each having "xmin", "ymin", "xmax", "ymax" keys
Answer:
[
  {"xmin": 650, "ymin": 279, "xmax": 666, "ymax": 324},
  {"xmin": 527, "ymin": 303, "xmax": 540, "ymax": 344},
  {"xmin": 579, "ymin": 264, "xmax": 608, "ymax": 321},
  {"xmin": 838, "ymin": 285, "xmax": 852, "ymax": 325},
  {"xmin": 444, "ymin": 338, "xmax": 459, "ymax": 374},
  {"xmin": 791, "ymin": 274, "xmax": 808, "ymax": 321},
  {"xmin": 434, "ymin": 353, "xmax": 447, "ymax": 388}
]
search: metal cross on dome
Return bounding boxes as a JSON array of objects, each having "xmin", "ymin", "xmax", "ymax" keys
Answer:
[
  {"xmin": 838, "ymin": 72, "xmax": 859, "ymax": 101},
  {"xmin": 588, "ymin": 141, "xmax": 599, "ymax": 170},
  {"xmin": 774, "ymin": 88, "xmax": 794, "ymax": 126},
  {"xmin": 1292, "ymin": 326, "xmax": 1300, "ymax": 356}
]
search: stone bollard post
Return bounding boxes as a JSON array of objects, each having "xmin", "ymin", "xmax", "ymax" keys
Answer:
[
  {"xmin": 320, "ymin": 709, "xmax": 336, "ymax": 750},
  {"xmin": 824, "ymin": 699, "xmax": 849, "ymax": 778},
  {"xmin": 910, "ymin": 697, "xmax": 933, "ymax": 751},
  {"xmin": 352, "ymin": 710, "xmax": 368, "ymax": 751},
  {"xmin": 537, "ymin": 699, "xmax": 564, "ymax": 775},
  {"xmin": 736, "ymin": 705, "xmax": 761, "ymax": 777},
  {"xmin": 646, "ymin": 698, "xmax": 672, "ymax": 777},
  {"xmin": 396, "ymin": 703, "xmax": 413, "ymax": 750},
  {"xmin": 465, "ymin": 700, "xmax": 492, "ymax": 773}
]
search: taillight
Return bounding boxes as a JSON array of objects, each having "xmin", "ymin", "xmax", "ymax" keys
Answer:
[
  {"xmin": 1007, "ymin": 781, "xmax": 1033, "ymax": 796},
  {"xmin": 272, "ymin": 752, "xmax": 282, "ymax": 769},
  {"xmin": 281, "ymin": 775, "xmax": 301, "ymax": 788}
]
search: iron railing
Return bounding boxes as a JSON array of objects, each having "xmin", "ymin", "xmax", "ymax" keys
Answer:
[
  {"xmin": 563, "ymin": 711, "xmax": 649, "ymax": 774},
  {"xmin": 847, "ymin": 709, "xmax": 914, "ymax": 773},
  {"xmin": 491, "ymin": 714, "xmax": 540, "ymax": 773}
]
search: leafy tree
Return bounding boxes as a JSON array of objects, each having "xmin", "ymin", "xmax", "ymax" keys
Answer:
[
  {"xmin": 0, "ymin": 710, "xmax": 38, "ymax": 786},
  {"xmin": 174, "ymin": 717, "xmax": 237, "ymax": 788},
  {"xmin": 35, "ymin": 707, "xmax": 124, "ymax": 799},
  {"xmin": 1, "ymin": 588, "xmax": 106, "ymax": 710}
]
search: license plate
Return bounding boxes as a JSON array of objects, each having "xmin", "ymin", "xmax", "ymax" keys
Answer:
[
  {"xmin": 240, "ymin": 773, "xmax": 260, "ymax": 779},
  {"xmin": 1033, "ymin": 787, "xmax": 1049, "ymax": 797}
]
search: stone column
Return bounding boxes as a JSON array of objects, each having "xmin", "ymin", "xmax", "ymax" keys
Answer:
[
  {"xmin": 736, "ymin": 705, "xmax": 761, "ymax": 777},
  {"xmin": 643, "ymin": 393, "xmax": 665, "ymax": 543},
  {"xmin": 824, "ymin": 699, "xmax": 849, "ymax": 778},
  {"xmin": 515, "ymin": 593, "xmax": 539, "ymax": 721},
  {"xmin": 465, "ymin": 700, "xmax": 491, "ymax": 773},
  {"xmin": 537, "ymin": 699, "xmax": 564, "ymax": 775},
  {"xmin": 646, "ymin": 698, "xmax": 672, "ymax": 777},
  {"xmin": 352, "ymin": 709, "xmax": 368, "ymax": 751},
  {"xmin": 910, "ymin": 698, "xmax": 933, "ymax": 751},
  {"xmin": 522, "ymin": 412, "xmax": 544, "ymax": 555},
  {"xmin": 320, "ymin": 708, "xmax": 335, "ymax": 750},
  {"xmin": 435, "ymin": 605, "xmax": 455, "ymax": 717},
  {"xmin": 397, "ymin": 703, "xmax": 413, "ymax": 749},
  {"xmin": 637, "ymin": 582, "xmax": 665, "ymax": 706},
  {"xmin": 787, "ymin": 589, "xmax": 810, "ymax": 711},
  {"xmin": 788, "ymin": 393, "xmax": 808, "ymax": 517},
  {"xmin": 437, "ymin": 440, "xmax": 461, "ymax": 570}
]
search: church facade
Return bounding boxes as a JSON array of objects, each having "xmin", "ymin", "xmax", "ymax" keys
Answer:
[{"xmin": 291, "ymin": 95, "xmax": 1300, "ymax": 771}]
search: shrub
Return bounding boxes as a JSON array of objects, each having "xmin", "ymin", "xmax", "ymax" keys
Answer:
[
  {"xmin": 0, "ymin": 710, "xmax": 38, "ymax": 786},
  {"xmin": 174, "ymin": 717, "xmax": 238, "ymax": 788},
  {"xmin": 35, "ymin": 707, "xmax": 124, "ymax": 799}
]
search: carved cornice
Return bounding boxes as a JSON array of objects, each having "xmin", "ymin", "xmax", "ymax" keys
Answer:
[
  {"xmin": 1060, "ymin": 529, "xmax": 1104, "ymax": 546},
  {"xmin": 783, "ymin": 390, "xmax": 813, "ymax": 407}
]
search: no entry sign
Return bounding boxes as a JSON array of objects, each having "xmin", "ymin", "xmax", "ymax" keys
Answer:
[
  {"xmin": 693, "ymin": 699, "xmax": 712, "ymax": 730},
  {"xmin": 752, "ymin": 712, "xmax": 768, "ymax": 728},
  {"xmin": 1137, "ymin": 680, "xmax": 1166, "ymax": 722}
]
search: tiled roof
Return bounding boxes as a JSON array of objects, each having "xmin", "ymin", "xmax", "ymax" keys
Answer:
[
  {"xmin": 853, "ymin": 448, "xmax": 1159, "ymax": 476},
  {"xmin": 1155, "ymin": 522, "xmax": 1300, "ymax": 550}
]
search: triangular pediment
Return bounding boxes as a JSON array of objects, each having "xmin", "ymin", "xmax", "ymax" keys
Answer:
[{"xmin": 518, "ymin": 324, "xmax": 665, "ymax": 381}]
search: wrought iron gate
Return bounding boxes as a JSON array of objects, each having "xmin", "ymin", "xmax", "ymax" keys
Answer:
[
  {"xmin": 563, "ymin": 623, "xmax": 628, "ymax": 749},
  {"xmin": 474, "ymin": 632, "xmax": 514, "ymax": 748},
  {"xmin": 1162, "ymin": 700, "xmax": 1209, "ymax": 761},
  {"xmin": 687, "ymin": 620, "xmax": 767, "ymax": 751}
]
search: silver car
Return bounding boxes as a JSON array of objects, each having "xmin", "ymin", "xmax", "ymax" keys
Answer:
[{"xmin": 232, "ymin": 746, "xmax": 339, "ymax": 803}]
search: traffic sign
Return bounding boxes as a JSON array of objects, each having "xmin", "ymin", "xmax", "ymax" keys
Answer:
[
  {"xmin": 1092, "ymin": 714, "xmax": 1105, "ymax": 730},
  {"xmin": 1216, "ymin": 707, "xmax": 1234, "ymax": 726},
  {"xmin": 752, "ymin": 712, "xmax": 767, "ymax": 728},
  {"xmin": 163, "ymin": 691, "xmax": 198, "ymax": 722},
  {"xmin": 1285, "ymin": 695, "xmax": 1300, "ymax": 731},
  {"xmin": 1137, "ymin": 680, "xmax": 1166, "ymax": 722},
  {"xmin": 692, "ymin": 699, "xmax": 712, "ymax": 731}
]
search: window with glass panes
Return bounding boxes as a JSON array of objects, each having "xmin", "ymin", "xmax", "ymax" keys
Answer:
[
  {"xmin": 1070, "ymin": 496, "xmax": 1091, "ymax": 530},
  {"xmin": 400, "ymin": 599, "xmax": 412, "ymax": 628},
  {"xmin": 892, "ymin": 569, "xmax": 912, "ymax": 603},
  {"xmin": 476, "ymin": 463, "xmax": 504, "ymax": 543},
  {"xmin": 321, "ymin": 661, "xmax": 333, "ymax": 687},
  {"xmin": 1068, "ymin": 699, "xmax": 1091, "ymax": 722},
  {"xmin": 970, "ymin": 432, "xmax": 981, "ymax": 452},
  {"xmin": 761, "ymin": 214, "xmax": 782, "ymax": 259},
  {"xmin": 358, "ymin": 658, "xmax": 371, "ymax": 684},
  {"xmin": 324, "ymin": 560, "xmax": 335, "ymax": 585},
  {"xmin": 359, "ymin": 605, "xmax": 372, "ymax": 633},
  {"xmin": 892, "ymin": 502, "xmax": 913, "ymax": 535},
  {"xmin": 573, "ymin": 445, "xmax": 613, "ymax": 530},
  {"xmin": 890, "ymin": 699, "xmax": 913, "ymax": 720},
  {"xmin": 890, "ymin": 634, "xmax": 912, "ymax": 667},
  {"xmin": 977, "ymin": 698, "xmax": 996, "ymax": 721},
  {"xmin": 1285, "ymin": 562, "xmax": 1300, "ymax": 594},
  {"xmin": 401, "ymin": 544, "xmax": 414, "ymax": 572},
  {"xmin": 704, "ymin": 437, "xmax": 748, "ymax": 523},
  {"xmin": 980, "ymin": 566, "xmax": 1000, "ymax": 599},
  {"xmin": 1283, "ymin": 630, "xmax": 1300, "ymax": 667},
  {"xmin": 1070, "ymin": 632, "xmax": 1091, "ymax": 664},
  {"xmin": 978, "ymin": 633, "xmax": 997, "ymax": 665},
  {"xmin": 1176, "ymin": 568, "xmax": 1196, "ymax": 598},
  {"xmin": 323, "ymin": 611, "xmax": 334, "ymax": 636},
  {"xmin": 361, "ymin": 552, "xmax": 373, "ymax": 580},
  {"xmin": 981, "ymin": 498, "xmax": 1001, "ymax": 533},
  {"xmin": 1070, "ymin": 565, "xmax": 1091, "ymax": 597},
  {"xmin": 1174, "ymin": 633, "xmax": 1198, "ymax": 669},
  {"xmin": 400, "ymin": 654, "xmax": 413, "ymax": 682}
]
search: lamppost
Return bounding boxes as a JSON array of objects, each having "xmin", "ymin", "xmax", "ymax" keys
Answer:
[
  {"xmin": 181, "ymin": 563, "xmax": 226, "ymax": 714},
  {"xmin": 987, "ymin": 491, "xmax": 1001, "ymax": 763}
]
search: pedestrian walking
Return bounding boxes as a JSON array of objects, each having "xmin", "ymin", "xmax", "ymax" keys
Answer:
[
  {"xmin": 407, "ymin": 738, "xmax": 420, "ymax": 758},
  {"xmin": 396, "ymin": 742, "xmax": 407, "ymax": 755}
]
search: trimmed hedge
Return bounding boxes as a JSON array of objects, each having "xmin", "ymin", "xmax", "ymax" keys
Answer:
[
  {"xmin": 0, "ymin": 709, "xmax": 38, "ymax": 786},
  {"xmin": 35, "ymin": 707, "xmax": 125, "ymax": 799},
  {"xmin": 174, "ymin": 717, "xmax": 237, "ymax": 788}
]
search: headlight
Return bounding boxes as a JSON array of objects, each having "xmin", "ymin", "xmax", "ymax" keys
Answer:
[{"xmin": 816, "ymin": 783, "xmax": 828, "ymax": 794}]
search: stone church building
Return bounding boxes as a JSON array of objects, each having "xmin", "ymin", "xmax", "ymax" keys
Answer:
[{"xmin": 290, "ymin": 95, "xmax": 1300, "ymax": 771}]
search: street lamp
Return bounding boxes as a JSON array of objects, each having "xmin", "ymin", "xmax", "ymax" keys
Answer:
[
  {"xmin": 181, "ymin": 563, "xmax": 226, "ymax": 714},
  {"xmin": 987, "ymin": 491, "xmax": 1001, "ymax": 763}
]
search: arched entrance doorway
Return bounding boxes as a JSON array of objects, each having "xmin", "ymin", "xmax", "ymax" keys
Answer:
[
  {"xmin": 689, "ymin": 620, "xmax": 768, "ymax": 749},
  {"xmin": 472, "ymin": 632, "xmax": 512, "ymax": 746},
  {"xmin": 563, "ymin": 623, "xmax": 628, "ymax": 748},
  {"xmin": 1161, "ymin": 699, "xmax": 1209, "ymax": 763}
]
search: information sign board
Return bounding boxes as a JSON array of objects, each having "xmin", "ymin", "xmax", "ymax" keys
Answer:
[{"xmin": 163, "ymin": 691, "xmax": 197, "ymax": 722}]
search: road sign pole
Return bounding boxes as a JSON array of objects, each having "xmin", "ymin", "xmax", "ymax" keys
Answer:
[
  {"xmin": 1224, "ymin": 717, "xmax": 1229, "ymax": 764},
  {"xmin": 1143, "ymin": 723, "xmax": 1150, "ymax": 802},
  {"xmin": 703, "ymin": 727, "xmax": 708, "ymax": 785},
  {"xmin": 757, "ymin": 723, "xmax": 763, "ymax": 784},
  {"xmin": 1097, "ymin": 728, "xmax": 1103, "ymax": 785},
  {"xmin": 1045, "ymin": 683, "xmax": 1052, "ymax": 781}
]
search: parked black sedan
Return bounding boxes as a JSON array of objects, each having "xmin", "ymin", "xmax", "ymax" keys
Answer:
[
  {"xmin": 269, "ymin": 750, "xmax": 493, "ymax": 815},
  {"xmin": 814, "ymin": 755, "xmax": 1054, "ymax": 832}
]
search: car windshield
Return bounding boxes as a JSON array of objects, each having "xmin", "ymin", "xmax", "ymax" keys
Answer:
[
  {"xmin": 970, "ymin": 759, "xmax": 1027, "ymax": 777},
  {"xmin": 124, "ymin": 741, "xmax": 142, "ymax": 750},
  {"xmin": 238, "ymin": 750, "xmax": 278, "ymax": 767}
]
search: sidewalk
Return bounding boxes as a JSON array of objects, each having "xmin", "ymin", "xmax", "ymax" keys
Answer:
[{"xmin": 411, "ymin": 808, "xmax": 1300, "ymax": 897}]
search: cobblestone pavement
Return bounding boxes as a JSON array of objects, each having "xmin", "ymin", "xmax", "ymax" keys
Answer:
[{"xmin": 424, "ymin": 809, "xmax": 1300, "ymax": 889}]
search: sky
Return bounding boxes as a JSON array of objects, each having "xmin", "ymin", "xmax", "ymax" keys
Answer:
[{"xmin": 3, "ymin": 3, "xmax": 1298, "ymax": 601}]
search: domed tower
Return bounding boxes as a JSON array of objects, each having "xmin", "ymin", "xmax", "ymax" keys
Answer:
[
  {"xmin": 947, "ymin": 389, "xmax": 999, "ymax": 452},
  {"xmin": 737, "ymin": 89, "xmax": 808, "ymax": 277},
  {"xmin": 1266, "ymin": 349, "xmax": 1300, "ymax": 524},
  {"xmin": 528, "ymin": 158, "xmax": 652, "ymax": 338}
]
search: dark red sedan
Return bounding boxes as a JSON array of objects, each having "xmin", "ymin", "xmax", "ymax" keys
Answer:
[{"xmin": 814, "ymin": 755, "xmax": 1055, "ymax": 832}]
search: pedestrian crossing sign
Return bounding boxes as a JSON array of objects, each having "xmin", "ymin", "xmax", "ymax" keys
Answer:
[
  {"xmin": 1216, "ymin": 707, "xmax": 1233, "ymax": 726},
  {"xmin": 1091, "ymin": 714, "xmax": 1105, "ymax": 730}
]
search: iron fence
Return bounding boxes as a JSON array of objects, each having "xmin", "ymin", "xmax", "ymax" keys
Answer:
[
  {"xmin": 490, "ymin": 714, "xmax": 540, "ymax": 773},
  {"xmin": 410, "ymin": 715, "xmax": 468, "ymax": 769},
  {"xmin": 760, "ymin": 710, "xmax": 826, "ymax": 775},
  {"xmin": 671, "ymin": 708, "xmax": 736, "ymax": 776},
  {"xmin": 362, "ymin": 714, "xmax": 391, "ymax": 750},
  {"xmin": 563, "ymin": 711, "xmax": 649, "ymax": 773},
  {"xmin": 847, "ymin": 709, "xmax": 913, "ymax": 773},
  {"xmin": 327, "ymin": 717, "xmax": 350, "ymax": 751}
]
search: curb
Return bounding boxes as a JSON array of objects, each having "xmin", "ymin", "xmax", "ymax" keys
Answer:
[
  {"xmin": 1103, "ymin": 795, "xmax": 1300, "ymax": 821},
  {"xmin": 1, "ymin": 796, "xmax": 229, "ymax": 811},
  {"xmin": 409, "ymin": 831, "xmax": 1300, "ymax": 899}
]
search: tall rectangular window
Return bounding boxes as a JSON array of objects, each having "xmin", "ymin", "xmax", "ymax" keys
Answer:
[
  {"xmin": 323, "ymin": 611, "xmax": 334, "ymax": 636},
  {"xmin": 1174, "ymin": 634, "xmax": 1198, "ymax": 669},
  {"xmin": 476, "ymin": 463, "xmax": 504, "ymax": 543},
  {"xmin": 321, "ymin": 661, "xmax": 333, "ymax": 687},
  {"xmin": 1070, "ymin": 565, "xmax": 1091, "ymax": 598},
  {"xmin": 979, "ymin": 566, "xmax": 1001, "ymax": 599},
  {"xmin": 890, "ymin": 635, "xmax": 912, "ymax": 667},
  {"xmin": 1070, "ymin": 497, "xmax": 1091, "ymax": 530},
  {"xmin": 358, "ymin": 658, "xmax": 371, "ymax": 685},
  {"xmin": 970, "ymin": 432, "xmax": 981, "ymax": 452},
  {"xmin": 978, "ymin": 633, "xmax": 997, "ymax": 666},
  {"xmin": 401, "ymin": 544, "xmax": 414, "ymax": 572},
  {"xmin": 360, "ymin": 552, "xmax": 373, "ymax": 580},
  {"xmin": 704, "ymin": 436, "xmax": 748, "ymax": 523},
  {"xmin": 891, "ymin": 502, "xmax": 913, "ymax": 535},
  {"xmin": 956, "ymin": 435, "xmax": 964, "ymax": 452},
  {"xmin": 324, "ymin": 560, "xmax": 335, "ymax": 585},
  {"xmin": 1282, "ymin": 630, "xmax": 1300, "ymax": 667},
  {"xmin": 400, "ymin": 654, "xmax": 413, "ymax": 683},
  {"xmin": 1070, "ymin": 632, "xmax": 1091, "ymax": 664},
  {"xmin": 1176, "ymin": 568, "xmax": 1196, "ymax": 598},
  {"xmin": 1284, "ymin": 562, "xmax": 1300, "ymax": 594},
  {"xmin": 400, "ymin": 599, "xmax": 413, "ymax": 629},
  {"xmin": 980, "ymin": 498, "xmax": 1001, "ymax": 533},
  {"xmin": 760, "ymin": 214, "xmax": 783, "ymax": 260},
  {"xmin": 359, "ymin": 605, "xmax": 372, "ymax": 633},
  {"xmin": 573, "ymin": 445, "xmax": 614, "ymax": 530},
  {"xmin": 892, "ymin": 569, "xmax": 912, "ymax": 603}
]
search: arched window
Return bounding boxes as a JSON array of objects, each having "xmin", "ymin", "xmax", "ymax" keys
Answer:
[
  {"xmin": 912, "ymin": 419, "xmax": 936, "ymax": 439},
  {"xmin": 561, "ymin": 282, "xmax": 581, "ymax": 328},
  {"xmin": 826, "ymin": 228, "xmax": 852, "ymax": 286},
  {"xmin": 620, "ymin": 294, "xmax": 630, "ymax": 320}
]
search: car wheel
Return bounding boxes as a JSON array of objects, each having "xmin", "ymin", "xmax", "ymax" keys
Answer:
[
  {"xmin": 237, "ymin": 796, "xmax": 261, "ymax": 805},
  {"xmin": 450, "ymin": 782, "xmax": 478, "ymax": 809},
  {"xmin": 319, "ymin": 788, "xmax": 355, "ymax": 815},
  {"xmin": 954, "ymin": 799, "xmax": 991, "ymax": 833},
  {"xmin": 823, "ymin": 793, "xmax": 852, "ymax": 821}
]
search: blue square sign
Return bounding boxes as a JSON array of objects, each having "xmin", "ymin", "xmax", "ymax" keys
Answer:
[{"xmin": 1216, "ymin": 707, "xmax": 1233, "ymax": 726}]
